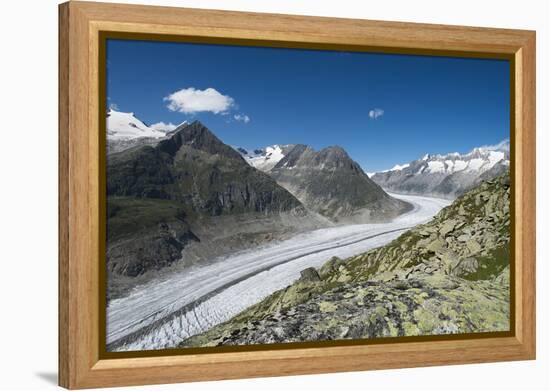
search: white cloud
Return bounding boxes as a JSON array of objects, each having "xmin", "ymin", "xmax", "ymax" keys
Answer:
[
  {"xmin": 234, "ymin": 114, "xmax": 250, "ymax": 124},
  {"xmin": 108, "ymin": 102, "xmax": 119, "ymax": 111},
  {"xmin": 368, "ymin": 108, "xmax": 384, "ymax": 119},
  {"xmin": 164, "ymin": 87, "xmax": 235, "ymax": 114},
  {"xmin": 149, "ymin": 121, "xmax": 179, "ymax": 132}
]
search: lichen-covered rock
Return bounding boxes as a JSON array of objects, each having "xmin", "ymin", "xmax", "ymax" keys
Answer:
[
  {"xmin": 182, "ymin": 274, "xmax": 509, "ymax": 347},
  {"xmin": 319, "ymin": 256, "xmax": 345, "ymax": 278},
  {"xmin": 298, "ymin": 267, "xmax": 321, "ymax": 283}
]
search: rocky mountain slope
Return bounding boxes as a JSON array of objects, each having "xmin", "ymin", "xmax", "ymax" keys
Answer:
[
  {"xmin": 181, "ymin": 174, "xmax": 510, "ymax": 347},
  {"xmin": 371, "ymin": 141, "xmax": 509, "ymax": 198},
  {"xmin": 107, "ymin": 121, "xmax": 306, "ymax": 215},
  {"xmin": 107, "ymin": 121, "xmax": 324, "ymax": 300},
  {"xmin": 268, "ymin": 144, "xmax": 411, "ymax": 222}
]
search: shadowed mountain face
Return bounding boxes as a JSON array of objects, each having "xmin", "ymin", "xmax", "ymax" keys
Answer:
[
  {"xmin": 269, "ymin": 144, "xmax": 411, "ymax": 222},
  {"xmin": 107, "ymin": 121, "xmax": 306, "ymax": 217}
]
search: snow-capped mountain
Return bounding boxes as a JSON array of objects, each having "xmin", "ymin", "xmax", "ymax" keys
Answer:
[
  {"xmin": 107, "ymin": 110, "xmax": 166, "ymax": 140},
  {"xmin": 107, "ymin": 109, "xmax": 185, "ymax": 140},
  {"xmin": 235, "ymin": 145, "xmax": 295, "ymax": 172},
  {"xmin": 371, "ymin": 140, "xmax": 510, "ymax": 198},
  {"xmin": 106, "ymin": 109, "xmax": 187, "ymax": 154}
]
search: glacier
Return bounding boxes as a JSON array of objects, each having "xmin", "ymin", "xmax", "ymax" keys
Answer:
[{"xmin": 106, "ymin": 193, "xmax": 451, "ymax": 352}]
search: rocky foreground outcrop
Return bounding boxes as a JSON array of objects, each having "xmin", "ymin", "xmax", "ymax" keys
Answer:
[{"xmin": 181, "ymin": 174, "xmax": 510, "ymax": 347}]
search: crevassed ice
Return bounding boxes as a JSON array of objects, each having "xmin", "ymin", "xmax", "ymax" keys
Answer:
[{"xmin": 107, "ymin": 193, "xmax": 451, "ymax": 351}]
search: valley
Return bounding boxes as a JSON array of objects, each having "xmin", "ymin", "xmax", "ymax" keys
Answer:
[
  {"xmin": 106, "ymin": 117, "xmax": 411, "ymax": 301},
  {"xmin": 106, "ymin": 192, "xmax": 450, "ymax": 351},
  {"xmin": 105, "ymin": 111, "xmax": 509, "ymax": 352},
  {"xmin": 182, "ymin": 175, "xmax": 511, "ymax": 347}
]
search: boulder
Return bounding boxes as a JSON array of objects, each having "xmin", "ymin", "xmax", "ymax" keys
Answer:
[
  {"xmin": 439, "ymin": 220, "xmax": 457, "ymax": 236},
  {"xmin": 466, "ymin": 239, "xmax": 482, "ymax": 254},
  {"xmin": 457, "ymin": 234, "xmax": 471, "ymax": 242},
  {"xmin": 319, "ymin": 256, "xmax": 345, "ymax": 278},
  {"xmin": 427, "ymin": 238, "xmax": 446, "ymax": 253},
  {"xmin": 451, "ymin": 257, "xmax": 479, "ymax": 277},
  {"xmin": 298, "ymin": 267, "xmax": 321, "ymax": 283}
]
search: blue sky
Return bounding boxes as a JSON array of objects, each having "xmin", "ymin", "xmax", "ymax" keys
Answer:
[{"xmin": 106, "ymin": 39, "xmax": 510, "ymax": 172}]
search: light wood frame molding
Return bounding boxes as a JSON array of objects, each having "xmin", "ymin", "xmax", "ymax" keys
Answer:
[{"xmin": 58, "ymin": 1, "xmax": 536, "ymax": 389}]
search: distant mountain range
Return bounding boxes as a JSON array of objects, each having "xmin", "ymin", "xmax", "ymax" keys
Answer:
[
  {"xmin": 107, "ymin": 110, "xmax": 510, "ymax": 203},
  {"xmin": 107, "ymin": 111, "xmax": 410, "ymax": 224},
  {"xmin": 370, "ymin": 141, "xmax": 510, "ymax": 198},
  {"xmin": 236, "ymin": 141, "xmax": 510, "ymax": 202}
]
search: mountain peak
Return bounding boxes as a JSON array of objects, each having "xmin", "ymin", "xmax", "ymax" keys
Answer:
[
  {"xmin": 269, "ymin": 144, "xmax": 409, "ymax": 222},
  {"xmin": 320, "ymin": 145, "xmax": 347, "ymax": 154},
  {"xmin": 189, "ymin": 119, "xmax": 206, "ymax": 128},
  {"xmin": 159, "ymin": 121, "xmax": 244, "ymax": 161},
  {"xmin": 319, "ymin": 145, "xmax": 351, "ymax": 160}
]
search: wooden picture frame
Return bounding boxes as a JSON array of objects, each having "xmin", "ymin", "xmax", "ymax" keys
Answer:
[{"xmin": 59, "ymin": 1, "xmax": 536, "ymax": 389}]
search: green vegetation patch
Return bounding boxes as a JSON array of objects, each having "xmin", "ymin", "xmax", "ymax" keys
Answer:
[
  {"xmin": 107, "ymin": 196, "xmax": 186, "ymax": 241},
  {"xmin": 460, "ymin": 244, "xmax": 510, "ymax": 281}
]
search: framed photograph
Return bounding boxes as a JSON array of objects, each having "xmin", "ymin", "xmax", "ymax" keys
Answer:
[{"xmin": 59, "ymin": 1, "xmax": 536, "ymax": 389}]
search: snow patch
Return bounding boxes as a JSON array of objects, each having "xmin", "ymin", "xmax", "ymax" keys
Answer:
[
  {"xmin": 237, "ymin": 145, "xmax": 288, "ymax": 172},
  {"xmin": 453, "ymin": 160, "xmax": 468, "ymax": 171},
  {"xmin": 487, "ymin": 151, "xmax": 505, "ymax": 169},
  {"xmin": 427, "ymin": 160, "xmax": 445, "ymax": 173},
  {"xmin": 467, "ymin": 158, "xmax": 485, "ymax": 171}
]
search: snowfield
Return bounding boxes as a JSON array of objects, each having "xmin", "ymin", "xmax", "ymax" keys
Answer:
[
  {"xmin": 107, "ymin": 109, "xmax": 184, "ymax": 140},
  {"xmin": 106, "ymin": 193, "xmax": 451, "ymax": 351}
]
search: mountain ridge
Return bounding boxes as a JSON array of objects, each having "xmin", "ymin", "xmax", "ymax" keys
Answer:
[{"xmin": 371, "ymin": 141, "xmax": 510, "ymax": 198}]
